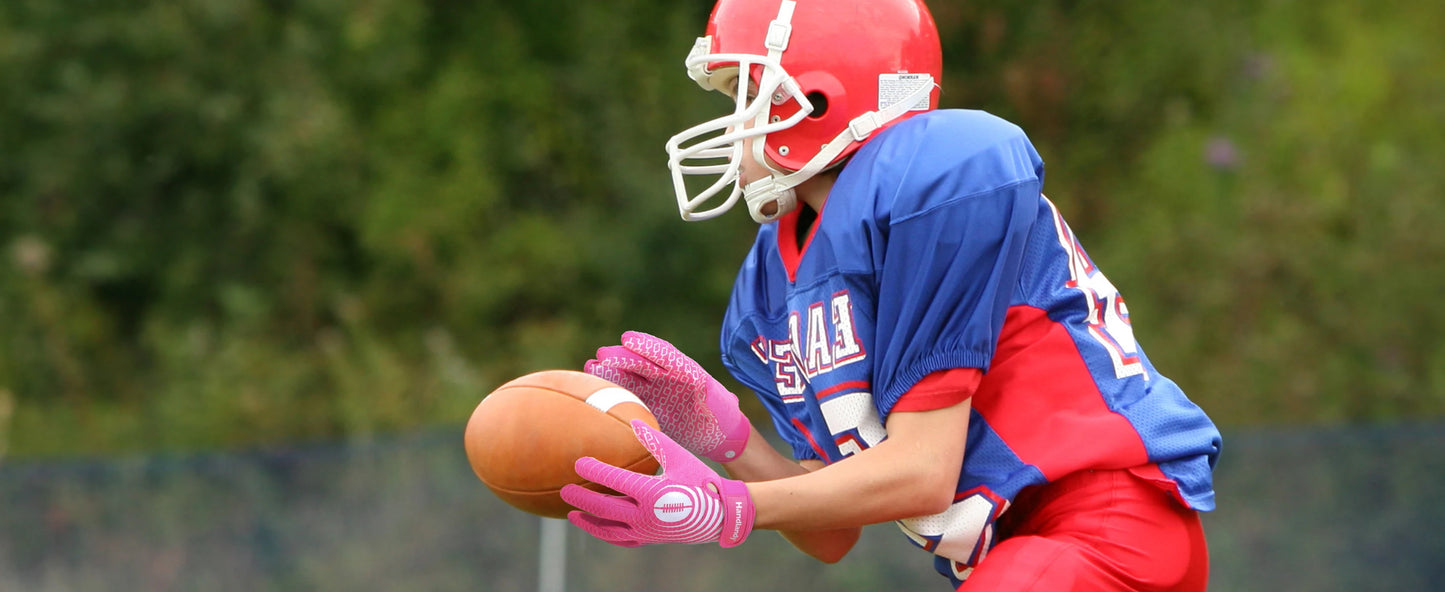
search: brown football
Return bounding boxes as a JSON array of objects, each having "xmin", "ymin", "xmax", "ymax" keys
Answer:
[{"xmin": 464, "ymin": 370, "xmax": 659, "ymax": 518}]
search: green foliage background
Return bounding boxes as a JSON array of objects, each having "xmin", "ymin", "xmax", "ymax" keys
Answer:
[{"xmin": 1, "ymin": 0, "xmax": 1442, "ymax": 457}]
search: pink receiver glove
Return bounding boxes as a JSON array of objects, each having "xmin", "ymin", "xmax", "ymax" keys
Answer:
[
  {"xmin": 584, "ymin": 331, "xmax": 751, "ymax": 462},
  {"xmin": 561, "ymin": 419, "xmax": 755, "ymax": 548}
]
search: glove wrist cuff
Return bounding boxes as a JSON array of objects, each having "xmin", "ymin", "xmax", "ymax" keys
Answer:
[
  {"xmin": 708, "ymin": 412, "xmax": 752, "ymax": 463},
  {"xmin": 716, "ymin": 478, "xmax": 755, "ymax": 548}
]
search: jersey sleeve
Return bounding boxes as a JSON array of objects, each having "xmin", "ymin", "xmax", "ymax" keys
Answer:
[
  {"xmin": 870, "ymin": 123, "xmax": 1043, "ymax": 420},
  {"xmin": 891, "ymin": 367, "xmax": 982, "ymax": 413}
]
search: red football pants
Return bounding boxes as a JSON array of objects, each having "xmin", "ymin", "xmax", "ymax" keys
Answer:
[{"xmin": 957, "ymin": 468, "xmax": 1209, "ymax": 592}]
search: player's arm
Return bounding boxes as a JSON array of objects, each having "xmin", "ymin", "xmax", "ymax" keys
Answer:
[
  {"xmin": 746, "ymin": 396, "xmax": 971, "ymax": 532},
  {"xmin": 720, "ymin": 425, "xmax": 861, "ymax": 563},
  {"xmin": 559, "ymin": 367, "xmax": 973, "ymax": 553}
]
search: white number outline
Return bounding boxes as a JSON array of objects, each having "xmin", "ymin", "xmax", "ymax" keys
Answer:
[{"xmin": 1045, "ymin": 197, "xmax": 1146, "ymax": 380}]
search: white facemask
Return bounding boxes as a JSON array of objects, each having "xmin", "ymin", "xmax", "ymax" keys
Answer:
[{"xmin": 664, "ymin": 37, "xmax": 812, "ymax": 223}]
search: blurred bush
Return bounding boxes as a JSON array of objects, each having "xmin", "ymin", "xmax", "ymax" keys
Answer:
[{"xmin": 1, "ymin": 0, "xmax": 1442, "ymax": 456}]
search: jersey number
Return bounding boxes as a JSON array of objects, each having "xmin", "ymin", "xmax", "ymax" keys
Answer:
[{"xmin": 1045, "ymin": 197, "xmax": 1146, "ymax": 379}]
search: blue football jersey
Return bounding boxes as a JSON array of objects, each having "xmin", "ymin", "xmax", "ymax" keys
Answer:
[{"xmin": 719, "ymin": 109, "xmax": 1221, "ymax": 586}]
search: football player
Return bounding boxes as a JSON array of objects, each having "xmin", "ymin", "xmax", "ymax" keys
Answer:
[{"xmin": 562, "ymin": 0, "xmax": 1221, "ymax": 589}]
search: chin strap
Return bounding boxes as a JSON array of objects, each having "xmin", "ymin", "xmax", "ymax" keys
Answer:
[
  {"xmin": 742, "ymin": 176, "xmax": 798, "ymax": 222},
  {"xmin": 743, "ymin": 75, "xmax": 935, "ymax": 223}
]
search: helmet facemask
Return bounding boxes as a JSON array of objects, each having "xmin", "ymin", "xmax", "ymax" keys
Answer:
[{"xmin": 665, "ymin": 38, "xmax": 814, "ymax": 223}]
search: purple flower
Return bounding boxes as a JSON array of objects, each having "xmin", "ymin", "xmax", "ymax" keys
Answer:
[{"xmin": 1206, "ymin": 136, "xmax": 1240, "ymax": 172}]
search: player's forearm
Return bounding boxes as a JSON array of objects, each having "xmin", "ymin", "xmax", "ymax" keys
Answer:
[
  {"xmin": 747, "ymin": 441, "xmax": 950, "ymax": 531},
  {"xmin": 778, "ymin": 519, "xmax": 861, "ymax": 563},
  {"xmin": 723, "ymin": 425, "xmax": 862, "ymax": 563},
  {"xmin": 721, "ymin": 425, "xmax": 810, "ymax": 481},
  {"xmin": 747, "ymin": 402, "xmax": 971, "ymax": 532}
]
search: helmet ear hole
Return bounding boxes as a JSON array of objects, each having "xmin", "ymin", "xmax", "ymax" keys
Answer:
[{"xmin": 804, "ymin": 92, "xmax": 829, "ymax": 120}]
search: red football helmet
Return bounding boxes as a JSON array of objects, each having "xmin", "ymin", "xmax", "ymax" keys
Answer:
[{"xmin": 666, "ymin": 0, "xmax": 943, "ymax": 222}]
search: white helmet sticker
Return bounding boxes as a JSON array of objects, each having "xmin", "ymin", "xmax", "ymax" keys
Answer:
[{"xmin": 878, "ymin": 73, "xmax": 932, "ymax": 112}]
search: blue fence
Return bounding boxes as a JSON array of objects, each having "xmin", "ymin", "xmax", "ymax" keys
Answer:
[{"xmin": 2, "ymin": 423, "xmax": 1441, "ymax": 591}]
